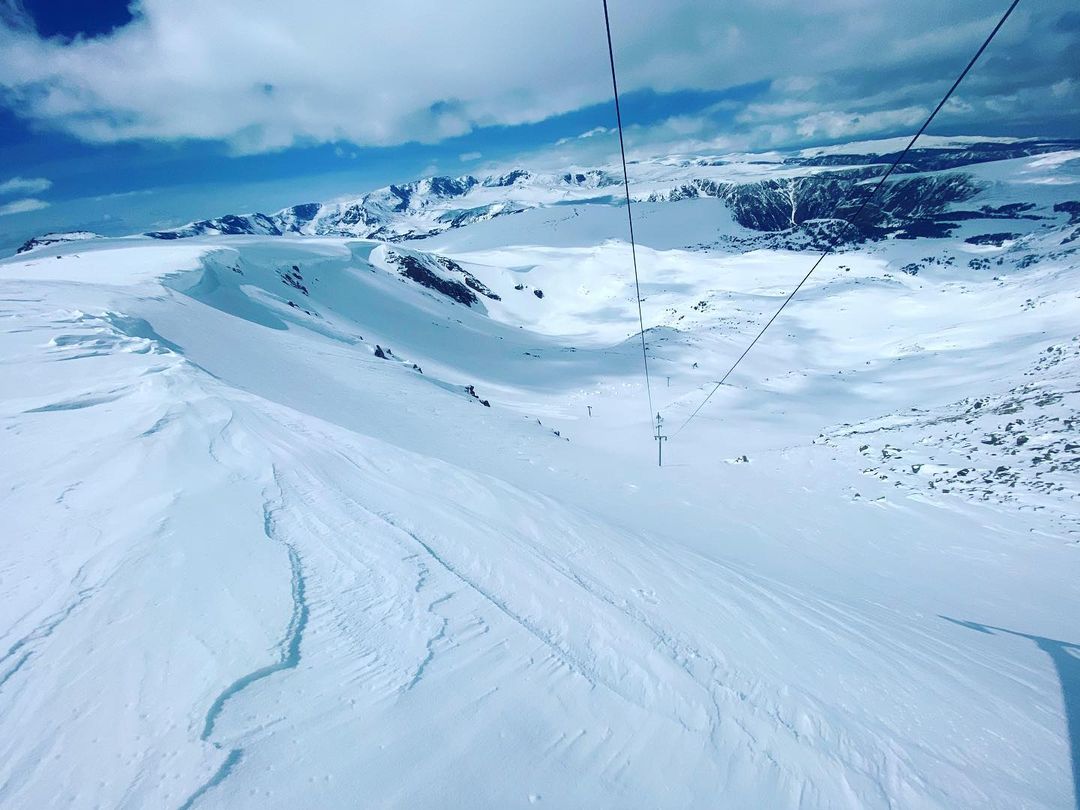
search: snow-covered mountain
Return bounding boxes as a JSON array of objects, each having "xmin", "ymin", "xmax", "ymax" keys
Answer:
[
  {"xmin": 141, "ymin": 168, "xmax": 621, "ymax": 242},
  {"xmin": 129, "ymin": 137, "xmax": 1079, "ymax": 249},
  {"xmin": 2, "ymin": 139, "xmax": 1079, "ymax": 809},
  {"xmin": 15, "ymin": 230, "xmax": 102, "ymax": 254}
]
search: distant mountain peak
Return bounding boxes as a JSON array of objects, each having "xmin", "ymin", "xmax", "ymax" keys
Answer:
[
  {"xmin": 17, "ymin": 231, "xmax": 102, "ymax": 254},
  {"xmin": 131, "ymin": 138, "xmax": 1078, "ymax": 249}
]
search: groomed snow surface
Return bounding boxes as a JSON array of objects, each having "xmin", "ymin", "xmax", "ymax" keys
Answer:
[{"xmin": 2, "ymin": 153, "xmax": 1079, "ymax": 809}]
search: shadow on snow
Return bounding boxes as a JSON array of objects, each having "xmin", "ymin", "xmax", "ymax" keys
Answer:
[{"xmin": 942, "ymin": 616, "xmax": 1080, "ymax": 810}]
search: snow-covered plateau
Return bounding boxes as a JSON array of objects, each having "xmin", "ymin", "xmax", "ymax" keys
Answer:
[{"xmin": 2, "ymin": 138, "xmax": 1079, "ymax": 809}]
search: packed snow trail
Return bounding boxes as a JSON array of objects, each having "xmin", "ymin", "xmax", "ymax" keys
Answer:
[{"xmin": 1, "ymin": 147, "xmax": 1079, "ymax": 809}]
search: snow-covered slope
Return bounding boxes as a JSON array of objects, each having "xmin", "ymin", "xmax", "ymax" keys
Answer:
[{"xmin": 2, "ymin": 143, "xmax": 1079, "ymax": 809}]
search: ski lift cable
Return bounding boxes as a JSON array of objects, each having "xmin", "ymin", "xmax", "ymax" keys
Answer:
[
  {"xmin": 672, "ymin": 0, "xmax": 1022, "ymax": 438},
  {"xmin": 603, "ymin": 0, "xmax": 656, "ymax": 428}
]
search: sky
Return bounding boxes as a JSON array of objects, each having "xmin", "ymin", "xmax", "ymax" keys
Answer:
[{"xmin": 0, "ymin": 0, "xmax": 1076, "ymax": 251}]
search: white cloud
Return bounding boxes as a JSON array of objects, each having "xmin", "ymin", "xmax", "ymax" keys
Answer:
[
  {"xmin": 458, "ymin": 151, "xmax": 482, "ymax": 162},
  {"xmin": 0, "ymin": 0, "xmax": 1073, "ymax": 154},
  {"xmin": 795, "ymin": 106, "xmax": 927, "ymax": 140},
  {"xmin": 984, "ymin": 95, "xmax": 1020, "ymax": 114},
  {"xmin": 1050, "ymin": 79, "xmax": 1075, "ymax": 98},
  {"xmin": 736, "ymin": 100, "xmax": 819, "ymax": 124},
  {"xmin": 943, "ymin": 97, "xmax": 974, "ymax": 115},
  {"xmin": 0, "ymin": 175, "xmax": 51, "ymax": 195},
  {"xmin": 0, "ymin": 197, "xmax": 49, "ymax": 215},
  {"xmin": 556, "ymin": 127, "xmax": 613, "ymax": 146},
  {"xmin": 772, "ymin": 76, "xmax": 818, "ymax": 94}
]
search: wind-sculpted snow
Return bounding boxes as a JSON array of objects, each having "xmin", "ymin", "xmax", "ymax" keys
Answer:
[
  {"xmin": 0, "ymin": 587, "xmax": 98, "ymax": 691},
  {"xmin": 176, "ymin": 749, "xmax": 242, "ymax": 810},
  {"xmin": 198, "ymin": 494, "xmax": 308, "ymax": 743},
  {"xmin": 1, "ymin": 140, "xmax": 1079, "ymax": 808},
  {"xmin": 179, "ymin": 480, "xmax": 308, "ymax": 810}
]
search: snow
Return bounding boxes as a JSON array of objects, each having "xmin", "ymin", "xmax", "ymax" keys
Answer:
[
  {"xmin": 796, "ymin": 134, "xmax": 1023, "ymax": 157},
  {"xmin": 1, "ymin": 144, "xmax": 1078, "ymax": 809},
  {"xmin": 15, "ymin": 231, "xmax": 103, "ymax": 254},
  {"xmin": 136, "ymin": 138, "xmax": 1079, "ymax": 252}
]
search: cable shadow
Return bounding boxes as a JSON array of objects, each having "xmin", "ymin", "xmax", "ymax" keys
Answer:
[{"xmin": 942, "ymin": 616, "xmax": 1080, "ymax": 810}]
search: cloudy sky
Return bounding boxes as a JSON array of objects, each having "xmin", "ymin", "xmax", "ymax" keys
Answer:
[{"xmin": 0, "ymin": 0, "xmax": 1076, "ymax": 248}]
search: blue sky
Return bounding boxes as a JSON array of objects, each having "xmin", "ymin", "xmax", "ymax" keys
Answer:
[
  {"xmin": 0, "ymin": 84, "xmax": 763, "ymax": 246},
  {"xmin": 0, "ymin": 0, "xmax": 1076, "ymax": 252}
]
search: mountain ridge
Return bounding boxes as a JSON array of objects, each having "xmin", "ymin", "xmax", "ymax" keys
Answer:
[
  {"xmin": 13, "ymin": 138, "xmax": 1079, "ymax": 258},
  {"xmin": 136, "ymin": 138, "xmax": 1080, "ymax": 246}
]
